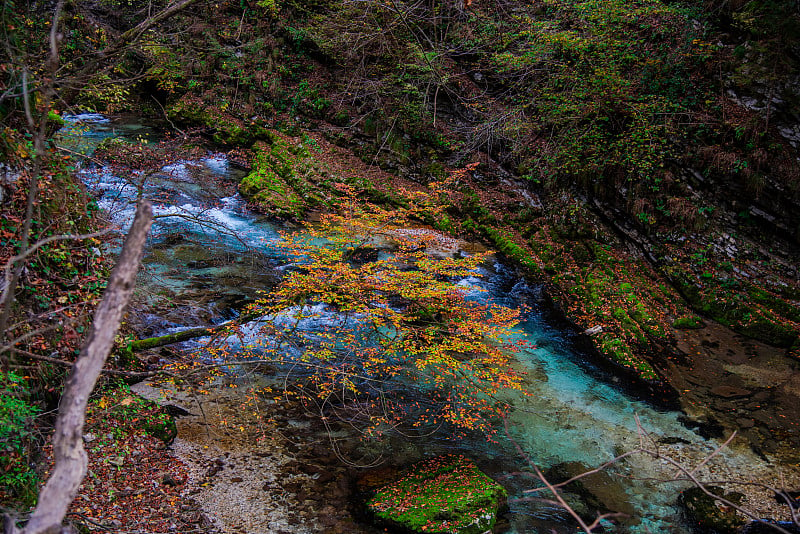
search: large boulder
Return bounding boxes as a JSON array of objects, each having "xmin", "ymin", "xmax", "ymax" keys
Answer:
[{"xmin": 364, "ymin": 454, "xmax": 507, "ymax": 534}]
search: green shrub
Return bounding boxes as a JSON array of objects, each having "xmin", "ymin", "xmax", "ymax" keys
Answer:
[{"xmin": 0, "ymin": 371, "xmax": 41, "ymax": 506}]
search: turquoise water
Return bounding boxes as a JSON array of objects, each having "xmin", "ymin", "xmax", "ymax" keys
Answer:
[{"xmin": 59, "ymin": 114, "xmax": 780, "ymax": 533}]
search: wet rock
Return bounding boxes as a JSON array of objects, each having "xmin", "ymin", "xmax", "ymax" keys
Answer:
[
  {"xmin": 545, "ymin": 461, "xmax": 637, "ymax": 526},
  {"xmin": 751, "ymin": 411, "xmax": 778, "ymax": 428},
  {"xmin": 164, "ymin": 404, "xmax": 193, "ymax": 417},
  {"xmin": 679, "ymin": 486, "xmax": 745, "ymax": 533},
  {"xmin": 162, "ymin": 474, "xmax": 182, "ymax": 486},
  {"xmin": 679, "ymin": 415, "xmax": 726, "ymax": 439},
  {"xmin": 773, "ymin": 490, "xmax": 800, "ymax": 509},
  {"xmin": 347, "ymin": 246, "xmax": 380, "ymax": 265},
  {"xmin": 316, "ymin": 471, "xmax": 334, "ymax": 484},
  {"xmin": 741, "ymin": 521, "xmax": 800, "ymax": 533},
  {"xmin": 710, "ymin": 385, "xmax": 752, "ymax": 398},
  {"xmin": 300, "ymin": 463, "xmax": 324, "ymax": 476},
  {"xmin": 659, "ymin": 436, "xmax": 691, "ymax": 445},
  {"xmin": 283, "ymin": 480, "xmax": 304, "ymax": 493},
  {"xmin": 736, "ymin": 418, "xmax": 756, "ymax": 429}
]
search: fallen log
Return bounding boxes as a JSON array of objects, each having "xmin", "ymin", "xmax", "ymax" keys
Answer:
[{"xmin": 129, "ymin": 310, "xmax": 263, "ymax": 352}]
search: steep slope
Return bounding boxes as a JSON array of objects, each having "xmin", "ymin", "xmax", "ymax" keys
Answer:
[{"xmin": 4, "ymin": 0, "xmax": 800, "ymax": 452}]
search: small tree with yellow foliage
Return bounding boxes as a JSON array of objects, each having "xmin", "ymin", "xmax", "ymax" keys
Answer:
[{"xmin": 232, "ymin": 184, "xmax": 528, "ymax": 438}]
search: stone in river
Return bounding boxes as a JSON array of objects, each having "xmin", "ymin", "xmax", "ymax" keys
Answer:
[
  {"xmin": 679, "ymin": 486, "xmax": 745, "ymax": 533},
  {"xmin": 736, "ymin": 417, "xmax": 756, "ymax": 428},
  {"xmin": 364, "ymin": 455, "xmax": 506, "ymax": 534}
]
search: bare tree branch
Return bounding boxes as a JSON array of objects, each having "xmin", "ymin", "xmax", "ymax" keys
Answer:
[
  {"xmin": 0, "ymin": 1, "xmax": 64, "ymax": 367},
  {"xmin": 509, "ymin": 414, "xmax": 798, "ymax": 534},
  {"xmin": 7, "ymin": 348, "xmax": 159, "ymax": 380},
  {"xmin": 73, "ymin": 0, "xmax": 202, "ymax": 82}
]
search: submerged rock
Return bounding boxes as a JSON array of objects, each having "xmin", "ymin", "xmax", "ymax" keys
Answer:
[
  {"xmin": 679, "ymin": 486, "xmax": 746, "ymax": 533},
  {"xmin": 544, "ymin": 461, "xmax": 638, "ymax": 527},
  {"xmin": 364, "ymin": 455, "xmax": 507, "ymax": 534}
]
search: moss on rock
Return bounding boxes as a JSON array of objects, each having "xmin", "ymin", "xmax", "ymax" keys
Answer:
[
  {"xmin": 365, "ymin": 455, "xmax": 507, "ymax": 534},
  {"xmin": 238, "ymin": 134, "xmax": 327, "ymax": 218},
  {"xmin": 673, "ymin": 315, "xmax": 706, "ymax": 329},
  {"xmin": 598, "ymin": 333, "xmax": 658, "ymax": 380},
  {"xmin": 86, "ymin": 386, "xmax": 178, "ymax": 445},
  {"xmin": 679, "ymin": 486, "xmax": 746, "ymax": 533},
  {"xmin": 167, "ymin": 95, "xmax": 270, "ymax": 147},
  {"xmin": 667, "ymin": 268, "xmax": 799, "ymax": 348},
  {"xmin": 238, "ymin": 130, "xmax": 405, "ymax": 219}
]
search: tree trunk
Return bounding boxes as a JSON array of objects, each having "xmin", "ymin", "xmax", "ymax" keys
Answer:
[
  {"xmin": 16, "ymin": 201, "xmax": 152, "ymax": 534},
  {"xmin": 128, "ymin": 309, "xmax": 261, "ymax": 352}
]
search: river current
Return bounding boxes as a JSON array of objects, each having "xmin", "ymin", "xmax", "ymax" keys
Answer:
[{"xmin": 57, "ymin": 113, "xmax": 795, "ymax": 533}]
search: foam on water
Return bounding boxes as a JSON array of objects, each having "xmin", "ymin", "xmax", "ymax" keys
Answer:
[
  {"xmin": 80, "ymin": 157, "xmax": 279, "ymax": 252},
  {"xmin": 62, "ymin": 113, "xmax": 110, "ymax": 123},
  {"xmin": 202, "ymin": 156, "xmax": 230, "ymax": 175}
]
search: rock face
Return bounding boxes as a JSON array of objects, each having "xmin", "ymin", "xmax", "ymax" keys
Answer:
[{"xmin": 364, "ymin": 455, "xmax": 507, "ymax": 534}]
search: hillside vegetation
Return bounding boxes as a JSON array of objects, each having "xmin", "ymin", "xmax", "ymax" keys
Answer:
[
  {"xmin": 4, "ymin": 0, "xmax": 800, "ymax": 385},
  {"xmin": 2, "ymin": 0, "xmax": 800, "ymax": 518},
  {"xmin": 102, "ymin": 0, "xmax": 800, "ymax": 379}
]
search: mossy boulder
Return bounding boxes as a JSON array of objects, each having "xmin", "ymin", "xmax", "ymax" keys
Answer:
[
  {"xmin": 673, "ymin": 315, "xmax": 706, "ymax": 329},
  {"xmin": 167, "ymin": 95, "xmax": 269, "ymax": 147},
  {"xmin": 667, "ymin": 270, "xmax": 799, "ymax": 348},
  {"xmin": 480, "ymin": 224, "xmax": 544, "ymax": 276},
  {"xmin": 365, "ymin": 455, "xmax": 507, "ymax": 534},
  {"xmin": 142, "ymin": 408, "xmax": 178, "ymax": 444},
  {"xmin": 86, "ymin": 388, "xmax": 178, "ymax": 445},
  {"xmin": 597, "ymin": 332, "xmax": 659, "ymax": 380},
  {"xmin": 679, "ymin": 486, "xmax": 746, "ymax": 533},
  {"xmin": 238, "ymin": 135, "xmax": 323, "ymax": 218}
]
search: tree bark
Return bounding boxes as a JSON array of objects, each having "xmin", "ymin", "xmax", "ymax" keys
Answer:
[
  {"xmin": 128, "ymin": 309, "xmax": 261, "ymax": 352},
  {"xmin": 18, "ymin": 201, "xmax": 153, "ymax": 534}
]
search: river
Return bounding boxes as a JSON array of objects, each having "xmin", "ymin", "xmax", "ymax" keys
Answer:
[{"xmin": 57, "ymin": 113, "xmax": 800, "ymax": 533}]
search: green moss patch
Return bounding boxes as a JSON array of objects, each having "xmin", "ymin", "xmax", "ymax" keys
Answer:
[
  {"xmin": 239, "ymin": 133, "xmax": 331, "ymax": 218},
  {"xmin": 366, "ymin": 455, "xmax": 507, "ymax": 534},
  {"xmin": 665, "ymin": 260, "xmax": 800, "ymax": 348},
  {"xmin": 86, "ymin": 384, "xmax": 177, "ymax": 445},
  {"xmin": 598, "ymin": 333, "xmax": 658, "ymax": 380},
  {"xmin": 672, "ymin": 315, "xmax": 705, "ymax": 329},
  {"xmin": 239, "ymin": 130, "xmax": 410, "ymax": 219},
  {"xmin": 167, "ymin": 94, "xmax": 270, "ymax": 147}
]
